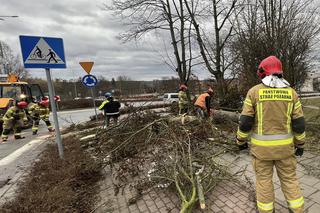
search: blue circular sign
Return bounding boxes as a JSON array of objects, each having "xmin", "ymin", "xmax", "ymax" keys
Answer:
[{"xmin": 82, "ymin": 74, "xmax": 98, "ymax": 87}]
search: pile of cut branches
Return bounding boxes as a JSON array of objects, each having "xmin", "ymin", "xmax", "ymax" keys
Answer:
[{"xmin": 89, "ymin": 110, "xmax": 238, "ymax": 212}]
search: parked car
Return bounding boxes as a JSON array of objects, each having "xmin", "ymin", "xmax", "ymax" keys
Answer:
[{"xmin": 163, "ymin": 93, "xmax": 179, "ymax": 103}]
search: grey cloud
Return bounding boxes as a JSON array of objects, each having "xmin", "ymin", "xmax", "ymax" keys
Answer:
[{"xmin": 0, "ymin": 0, "xmax": 211, "ymax": 81}]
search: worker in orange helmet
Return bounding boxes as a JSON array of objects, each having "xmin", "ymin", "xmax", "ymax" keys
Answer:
[
  {"xmin": 1, "ymin": 99, "xmax": 28, "ymax": 142},
  {"xmin": 236, "ymin": 56, "xmax": 305, "ymax": 213},
  {"xmin": 28, "ymin": 97, "xmax": 54, "ymax": 135},
  {"xmin": 194, "ymin": 87, "xmax": 214, "ymax": 119}
]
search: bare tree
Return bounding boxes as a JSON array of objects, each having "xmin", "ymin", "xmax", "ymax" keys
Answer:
[
  {"xmin": 0, "ymin": 41, "xmax": 29, "ymax": 78},
  {"xmin": 184, "ymin": 0, "xmax": 242, "ymax": 100},
  {"xmin": 108, "ymin": 0, "xmax": 195, "ymax": 84},
  {"xmin": 233, "ymin": 0, "xmax": 320, "ymax": 91}
]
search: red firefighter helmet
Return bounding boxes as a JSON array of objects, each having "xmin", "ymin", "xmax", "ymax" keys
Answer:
[
  {"xmin": 17, "ymin": 101, "xmax": 28, "ymax": 109},
  {"xmin": 39, "ymin": 99, "xmax": 49, "ymax": 107},
  {"xmin": 257, "ymin": 56, "xmax": 283, "ymax": 79},
  {"xmin": 179, "ymin": 84, "xmax": 187, "ymax": 90}
]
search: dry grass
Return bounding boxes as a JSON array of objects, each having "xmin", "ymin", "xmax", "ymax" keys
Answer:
[{"xmin": 0, "ymin": 136, "xmax": 102, "ymax": 213}]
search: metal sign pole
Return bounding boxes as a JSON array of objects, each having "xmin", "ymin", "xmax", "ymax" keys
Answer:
[
  {"xmin": 45, "ymin": 68, "xmax": 64, "ymax": 159},
  {"xmin": 91, "ymin": 88, "xmax": 98, "ymax": 121}
]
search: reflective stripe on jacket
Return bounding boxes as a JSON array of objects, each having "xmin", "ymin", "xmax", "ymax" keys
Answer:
[
  {"xmin": 28, "ymin": 103, "xmax": 50, "ymax": 119},
  {"xmin": 3, "ymin": 106, "xmax": 25, "ymax": 121},
  {"xmin": 237, "ymin": 83, "xmax": 305, "ymax": 160},
  {"xmin": 99, "ymin": 100, "xmax": 109, "ymax": 110},
  {"xmin": 194, "ymin": 93, "xmax": 210, "ymax": 109}
]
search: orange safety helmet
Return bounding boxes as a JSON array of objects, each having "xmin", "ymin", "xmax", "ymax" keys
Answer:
[
  {"xmin": 257, "ymin": 56, "xmax": 283, "ymax": 79},
  {"xmin": 17, "ymin": 101, "xmax": 28, "ymax": 109},
  {"xmin": 179, "ymin": 84, "xmax": 187, "ymax": 90}
]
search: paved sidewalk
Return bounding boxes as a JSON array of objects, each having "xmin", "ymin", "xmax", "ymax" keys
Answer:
[
  {"xmin": 220, "ymin": 151, "xmax": 320, "ymax": 213},
  {"xmin": 95, "ymin": 150, "xmax": 320, "ymax": 213},
  {"xmin": 95, "ymin": 163, "xmax": 288, "ymax": 212}
]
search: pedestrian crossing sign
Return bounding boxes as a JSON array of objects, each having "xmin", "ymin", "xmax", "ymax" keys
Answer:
[{"xmin": 19, "ymin": 35, "xmax": 66, "ymax": 69}]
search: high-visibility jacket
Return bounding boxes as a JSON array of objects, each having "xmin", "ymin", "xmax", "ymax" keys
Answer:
[
  {"xmin": 194, "ymin": 93, "xmax": 210, "ymax": 110},
  {"xmin": 3, "ymin": 106, "xmax": 25, "ymax": 121},
  {"xmin": 237, "ymin": 83, "xmax": 305, "ymax": 160},
  {"xmin": 28, "ymin": 103, "xmax": 50, "ymax": 119},
  {"xmin": 178, "ymin": 91, "xmax": 188, "ymax": 107},
  {"xmin": 98, "ymin": 100, "xmax": 109, "ymax": 110}
]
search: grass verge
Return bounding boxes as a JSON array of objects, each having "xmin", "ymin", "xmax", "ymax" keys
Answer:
[{"xmin": 0, "ymin": 136, "xmax": 102, "ymax": 213}]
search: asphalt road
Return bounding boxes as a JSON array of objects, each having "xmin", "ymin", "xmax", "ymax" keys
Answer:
[{"xmin": 0, "ymin": 100, "xmax": 165, "ymax": 161}]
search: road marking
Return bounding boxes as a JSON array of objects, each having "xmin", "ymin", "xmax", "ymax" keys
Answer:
[{"xmin": 0, "ymin": 135, "xmax": 49, "ymax": 166}]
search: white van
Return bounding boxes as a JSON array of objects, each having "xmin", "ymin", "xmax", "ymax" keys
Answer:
[{"xmin": 163, "ymin": 93, "xmax": 179, "ymax": 103}]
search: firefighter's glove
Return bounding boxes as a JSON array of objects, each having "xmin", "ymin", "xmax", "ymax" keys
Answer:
[
  {"xmin": 295, "ymin": 147, "xmax": 304, "ymax": 157},
  {"xmin": 236, "ymin": 138, "xmax": 248, "ymax": 151}
]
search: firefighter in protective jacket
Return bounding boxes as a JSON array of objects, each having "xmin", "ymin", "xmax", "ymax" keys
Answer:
[
  {"xmin": 178, "ymin": 84, "xmax": 188, "ymax": 115},
  {"xmin": 99, "ymin": 92, "xmax": 121, "ymax": 127},
  {"xmin": 2, "ymin": 100, "xmax": 28, "ymax": 141},
  {"xmin": 237, "ymin": 56, "xmax": 305, "ymax": 213},
  {"xmin": 28, "ymin": 97, "xmax": 54, "ymax": 135}
]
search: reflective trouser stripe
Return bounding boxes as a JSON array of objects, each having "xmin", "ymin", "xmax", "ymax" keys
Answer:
[
  {"xmin": 2, "ymin": 131, "xmax": 9, "ymax": 138},
  {"xmin": 286, "ymin": 102, "xmax": 293, "ymax": 133},
  {"xmin": 257, "ymin": 201, "xmax": 274, "ymax": 211},
  {"xmin": 257, "ymin": 102, "xmax": 263, "ymax": 134},
  {"xmin": 32, "ymin": 127, "xmax": 38, "ymax": 131},
  {"xmin": 288, "ymin": 196, "xmax": 304, "ymax": 209}
]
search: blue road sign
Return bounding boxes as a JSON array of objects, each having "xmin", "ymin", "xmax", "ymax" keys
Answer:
[
  {"xmin": 19, "ymin": 35, "xmax": 66, "ymax": 69},
  {"xmin": 82, "ymin": 74, "xmax": 98, "ymax": 88}
]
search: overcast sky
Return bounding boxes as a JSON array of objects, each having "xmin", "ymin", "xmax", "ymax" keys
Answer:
[{"xmin": 0, "ymin": 0, "xmax": 211, "ymax": 81}]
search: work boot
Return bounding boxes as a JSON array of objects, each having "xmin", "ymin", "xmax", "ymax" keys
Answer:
[
  {"xmin": 32, "ymin": 131, "xmax": 37, "ymax": 135},
  {"xmin": 48, "ymin": 128, "xmax": 55, "ymax": 132},
  {"xmin": 14, "ymin": 135, "xmax": 25, "ymax": 140}
]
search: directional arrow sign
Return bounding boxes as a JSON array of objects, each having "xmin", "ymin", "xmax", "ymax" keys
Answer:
[
  {"xmin": 79, "ymin": 61, "xmax": 94, "ymax": 74},
  {"xmin": 82, "ymin": 74, "xmax": 98, "ymax": 88}
]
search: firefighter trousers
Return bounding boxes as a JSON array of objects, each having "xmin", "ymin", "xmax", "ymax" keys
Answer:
[
  {"xmin": 32, "ymin": 117, "xmax": 52, "ymax": 133},
  {"xmin": 2, "ymin": 119, "xmax": 24, "ymax": 139},
  {"xmin": 252, "ymin": 155, "xmax": 304, "ymax": 213}
]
